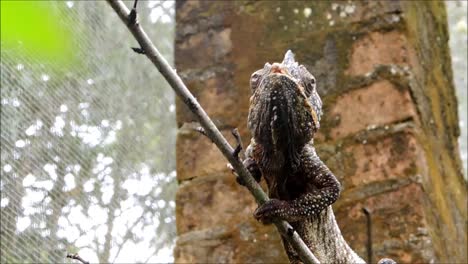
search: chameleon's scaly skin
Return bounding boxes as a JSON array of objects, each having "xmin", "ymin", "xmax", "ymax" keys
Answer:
[{"xmin": 243, "ymin": 50, "xmax": 341, "ymax": 263}]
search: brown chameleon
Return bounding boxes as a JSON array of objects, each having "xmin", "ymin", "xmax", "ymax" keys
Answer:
[{"xmin": 239, "ymin": 50, "xmax": 341, "ymax": 263}]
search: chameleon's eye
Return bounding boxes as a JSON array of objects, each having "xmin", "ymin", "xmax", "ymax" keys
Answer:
[
  {"xmin": 250, "ymin": 70, "xmax": 263, "ymax": 90},
  {"xmin": 299, "ymin": 65, "xmax": 316, "ymax": 96},
  {"xmin": 304, "ymin": 75, "xmax": 316, "ymax": 96}
]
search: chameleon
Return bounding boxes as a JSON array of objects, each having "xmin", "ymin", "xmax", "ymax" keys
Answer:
[{"xmin": 239, "ymin": 50, "xmax": 342, "ymax": 263}]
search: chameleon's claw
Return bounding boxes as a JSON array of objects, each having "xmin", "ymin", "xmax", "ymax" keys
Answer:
[
  {"xmin": 236, "ymin": 176, "xmax": 246, "ymax": 186},
  {"xmin": 228, "ymin": 159, "xmax": 261, "ymax": 187},
  {"xmin": 254, "ymin": 199, "xmax": 288, "ymax": 224},
  {"xmin": 227, "ymin": 163, "xmax": 246, "ymax": 186},
  {"xmin": 243, "ymin": 158, "xmax": 262, "ymax": 183},
  {"xmin": 227, "ymin": 163, "xmax": 235, "ymax": 172}
]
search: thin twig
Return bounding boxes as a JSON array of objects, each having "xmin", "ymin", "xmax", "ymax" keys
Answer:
[
  {"xmin": 128, "ymin": 0, "xmax": 138, "ymax": 25},
  {"xmin": 194, "ymin": 126, "xmax": 208, "ymax": 137},
  {"xmin": 231, "ymin": 128, "xmax": 243, "ymax": 159},
  {"xmin": 363, "ymin": 207, "xmax": 373, "ymax": 264},
  {"xmin": 66, "ymin": 253, "xmax": 90, "ymax": 264},
  {"xmin": 131, "ymin": 47, "xmax": 146, "ymax": 54},
  {"xmin": 105, "ymin": 1, "xmax": 320, "ymax": 263},
  {"xmin": 193, "ymin": 126, "xmax": 216, "ymax": 144}
]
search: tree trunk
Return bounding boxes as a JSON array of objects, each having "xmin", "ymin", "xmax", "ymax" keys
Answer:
[{"xmin": 174, "ymin": 1, "xmax": 466, "ymax": 263}]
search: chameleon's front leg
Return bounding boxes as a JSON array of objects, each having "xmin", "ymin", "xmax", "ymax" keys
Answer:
[{"xmin": 254, "ymin": 147, "xmax": 341, "ymax": 223}]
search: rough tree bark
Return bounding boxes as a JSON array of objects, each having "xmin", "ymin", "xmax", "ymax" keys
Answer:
[{"xmin": 174, "ymin": 1, "xmax": 466, "ymax": 263}]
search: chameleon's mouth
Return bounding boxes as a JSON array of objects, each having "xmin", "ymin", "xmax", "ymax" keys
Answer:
[
  {"xmin": 269, "ymin": 63, "xmax": 295, "ymax": 79},
  {"xmin": 270, "ymin": 63, "xmax": 287, "ymax": 74}
]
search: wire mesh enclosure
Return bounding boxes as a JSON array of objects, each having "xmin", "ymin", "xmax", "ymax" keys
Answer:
[{"xmin": 1, "ymin": 1, "xmax": 177, "ymax": 263}]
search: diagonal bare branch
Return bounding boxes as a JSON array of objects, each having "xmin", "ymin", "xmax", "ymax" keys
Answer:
[{"xmin": 105, "ymin": 1, "xmax": 320, "ymax": 263}]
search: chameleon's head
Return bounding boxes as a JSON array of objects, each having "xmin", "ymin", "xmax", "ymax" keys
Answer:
[{"xmin": 248, "ymin": 50, "xmax": 322, "ymax": 157}]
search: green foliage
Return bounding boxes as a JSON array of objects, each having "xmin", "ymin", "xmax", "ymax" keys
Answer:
[{"xmin": 1, "ymin": 1, "xmax": 78, "ymax": 68}]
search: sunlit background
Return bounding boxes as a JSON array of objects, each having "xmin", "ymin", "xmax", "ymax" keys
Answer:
[{"xmin": 0, "ymin": 1, "xmax": 466, "ymax": 263}]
